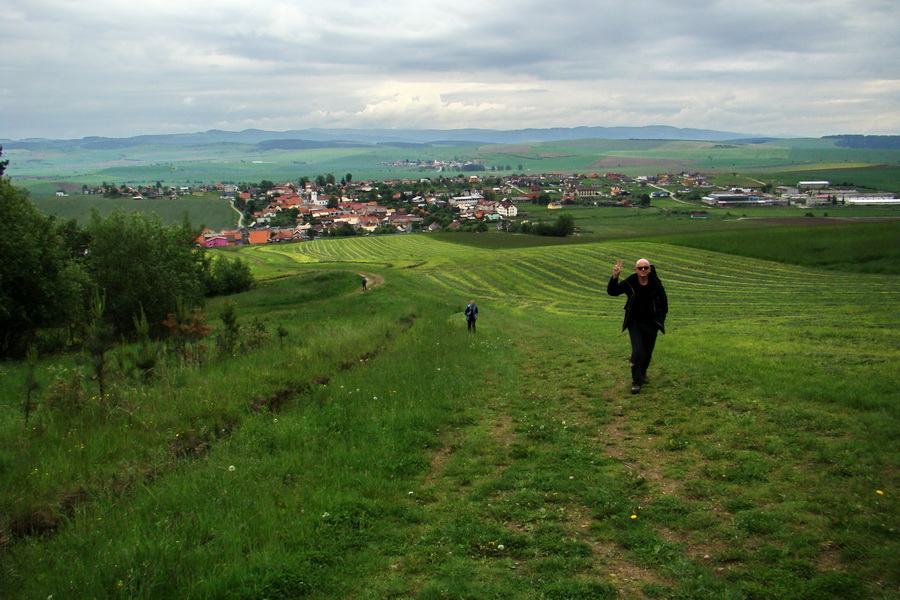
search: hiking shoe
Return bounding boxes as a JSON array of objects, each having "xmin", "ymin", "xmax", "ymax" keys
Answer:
[{"xmin": 631, "ymin": 384, "xmax": 642, "ymax": 395}]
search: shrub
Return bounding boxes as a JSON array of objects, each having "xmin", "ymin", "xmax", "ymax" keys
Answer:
[
  {"xmin": 84, "ymin": 209, "xmax": 208, "ymax": 337},
  {"xmin": 206, "ymin": 256, "xmax": 254, "ymax": 296}
]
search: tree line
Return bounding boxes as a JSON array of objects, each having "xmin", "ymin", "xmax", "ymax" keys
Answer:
[{"xmin": 0, "ymin": 149, "xmax": 253, "ymax": 359}]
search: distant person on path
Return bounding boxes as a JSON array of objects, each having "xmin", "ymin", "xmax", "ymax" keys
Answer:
[
  {"xmin": 465, "ymin": 300, "xmax": 478, "ymax": 333},
  {"xmin": 361, "ymin": 276, "xmax": 368, "ymax": 291},
  {"xmin": 607, "ymin": 258, "xmax": 668, "ymax": 394}
]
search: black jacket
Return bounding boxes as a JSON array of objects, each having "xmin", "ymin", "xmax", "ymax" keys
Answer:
[{"xmin": 607, "ymin": 265, "xmax": 668, "ymax": 333}]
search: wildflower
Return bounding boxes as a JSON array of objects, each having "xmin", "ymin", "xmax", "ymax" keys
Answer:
[
  {"xmin": 497, "ymin": 544, "xmax": 505, "ymax": 551},
  {"xmin": 228, "ymin": 465, "xmax": 236, "ymax": 472},
  {"xmin": 876, "ymin": 490, "xmax": 884, "ymax": 495},
  {"xmin": 631, "ymin": 514, "xmax": 638, "ymax": 519},
  {"xmin": 322, "ymin": 512, "xmax": 330, "ymax": 519}
]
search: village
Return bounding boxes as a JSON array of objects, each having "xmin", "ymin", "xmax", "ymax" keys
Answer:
[{"xmin": 73, "ymin": 170, "xmax": 898, "ymax": 247}]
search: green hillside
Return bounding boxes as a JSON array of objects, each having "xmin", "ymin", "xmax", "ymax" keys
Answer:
[{"xmin": 2, "ymin": 226, "xmax": 897, "ymax": 599}]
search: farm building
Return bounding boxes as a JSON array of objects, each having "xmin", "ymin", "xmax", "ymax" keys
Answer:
[
  {"xmin": 797, "ymin": 181, "xmax": 830, "ymax": 190},
  {"xmin": 702, "ymin": 193, "xmax": 772, "ymax": 207}
]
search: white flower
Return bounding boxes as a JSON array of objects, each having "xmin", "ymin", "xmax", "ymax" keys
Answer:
[
  {"xmin": 497, "ymin": 544, "xmax": 505, "ymax": 551},
  {"xmin": 228, "ymin": 465, "xmax": 235, "ymax": 472}
]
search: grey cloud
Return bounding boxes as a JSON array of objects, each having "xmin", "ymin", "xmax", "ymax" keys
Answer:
[{"xmin": 1, "ymin": 0, "xmax": 897, "ymax": 138}]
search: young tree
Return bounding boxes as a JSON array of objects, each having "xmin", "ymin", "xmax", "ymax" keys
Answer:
[
  {"xmin": 84, "ymin": 210, "xmax": 209, "ymax": 337},
  {"xmin": 83, "ymin": 290, "xmax": 115, "ymax": 398}
]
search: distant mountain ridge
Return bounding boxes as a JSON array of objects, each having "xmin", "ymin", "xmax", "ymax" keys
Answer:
[{"xmin": 2, "ymin": 125, "xmax": 767, "ymax": 150}]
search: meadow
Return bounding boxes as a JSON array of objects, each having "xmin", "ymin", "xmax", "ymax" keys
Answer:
[{"xmin": 1, "ymin": 220, "xmax": 898, "ymax": 599}]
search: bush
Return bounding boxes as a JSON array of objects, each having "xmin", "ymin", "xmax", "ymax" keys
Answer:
[
  {"xmin": 207, "ymin": 256, "xmax": 254, "ymax": 296},
  {"xmin": 84, "ymin": 210, "xmax": 209, "ymax": 337}
]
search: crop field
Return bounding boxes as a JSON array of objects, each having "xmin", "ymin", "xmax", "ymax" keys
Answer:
[
  {"xmin": 2, "ymin": 202, "xmax": 899, "ymax": 596},
  {"xmin": 8, "ymin": 137, "xmax": 899, "ymax": 193},
  {"xmin": 752, "ymin": 165, "xmax": 900, "ymax": 193},
  {"xmin": 28, "ymin": 193, "xmax": 239, "ymax": 229}
]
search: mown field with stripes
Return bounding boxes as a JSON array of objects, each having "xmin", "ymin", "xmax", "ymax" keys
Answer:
[{"xmin": 244, "ymin": 233, "xmax": 896, "ymax": 326}]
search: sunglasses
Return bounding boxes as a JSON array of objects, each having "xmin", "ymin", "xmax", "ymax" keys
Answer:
[{"xmin": 636, "ymin": 266, "xmax": 650, "ymax": 270}]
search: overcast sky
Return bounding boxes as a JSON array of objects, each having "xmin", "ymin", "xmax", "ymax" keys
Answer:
[{"xmin": 2, "ymin": 0, "xmax": 898, "ymax": 140}]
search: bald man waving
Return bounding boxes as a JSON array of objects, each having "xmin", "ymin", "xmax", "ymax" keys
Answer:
[{"xmin": 607, "ymin": 258, "xmax": 668, "ymax": 394}]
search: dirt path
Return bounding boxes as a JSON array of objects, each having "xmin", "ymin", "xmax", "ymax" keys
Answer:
[
  {"xmin": 356, "ymin": 271, "xmax": 385, "ymax": 293},
  {"xmin": 229, "ymin": 200, "xmax": 244, "ymax": 228}
]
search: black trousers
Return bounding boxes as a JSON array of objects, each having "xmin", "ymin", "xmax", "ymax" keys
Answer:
[
  {"xmin": 467, "ymin": 318, "xmax": 476, "ymax": 332},
  {"xmin": 627, "ymin": 320, "xmax": 658, "ymax": 384}
]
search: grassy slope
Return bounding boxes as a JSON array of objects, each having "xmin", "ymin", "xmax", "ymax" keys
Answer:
[{"xmin": 1, "ymin": 231, "xmax": 898, "ymax": 599}]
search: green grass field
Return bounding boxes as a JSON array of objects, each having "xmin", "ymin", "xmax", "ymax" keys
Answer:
[
  {"xmin": 29, "ymin": 193, "xmax": 240, "ymax": 230},
  {"xmin": 1, "ymin": 219, "xmax": 898, "ymax": 599}
]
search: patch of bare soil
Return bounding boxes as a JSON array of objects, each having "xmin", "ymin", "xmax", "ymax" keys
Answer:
[
  {"xmin": 423, "ymin": 442, "xmax": 454, "ymax": 486},
  {"xmin": 604, "ymin": 411, "xmax": 680, "ymax": 497},
  {"xmin": 564, "ymin": 505, "xmax": 673, "ymax": 599}
]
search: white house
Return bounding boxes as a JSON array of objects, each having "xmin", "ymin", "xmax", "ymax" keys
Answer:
[{"xmin": 497, "ymin": 201, "xmax": 518, "ymax": 218}]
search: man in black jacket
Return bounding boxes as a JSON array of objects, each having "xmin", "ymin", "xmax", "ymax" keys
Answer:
[{"xmin": 607, "ymin": 258, "xmax": 668, "ymax": 394}]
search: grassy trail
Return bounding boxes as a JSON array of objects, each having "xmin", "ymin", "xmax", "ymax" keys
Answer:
[{"xmin": 365, "ymin": 302, "xmax": 897, "ymax": 599}]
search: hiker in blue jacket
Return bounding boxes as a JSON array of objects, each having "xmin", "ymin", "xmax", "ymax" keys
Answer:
[
  {"xmin": 607, "ymin": 258, "xmax": 668, "ymax": 394},
  {"xmin": 465, "ymin": 300, "xmax": 478, "ymax": 333}
]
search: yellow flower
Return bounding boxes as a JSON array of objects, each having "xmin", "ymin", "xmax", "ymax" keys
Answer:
[
  {"xmin": 876, "ymin": 490, "xmax": 884, "ymax": 495},
  {"xmin": 631, "ymin": 514, "xmax": 638, "ymax": 519}
]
